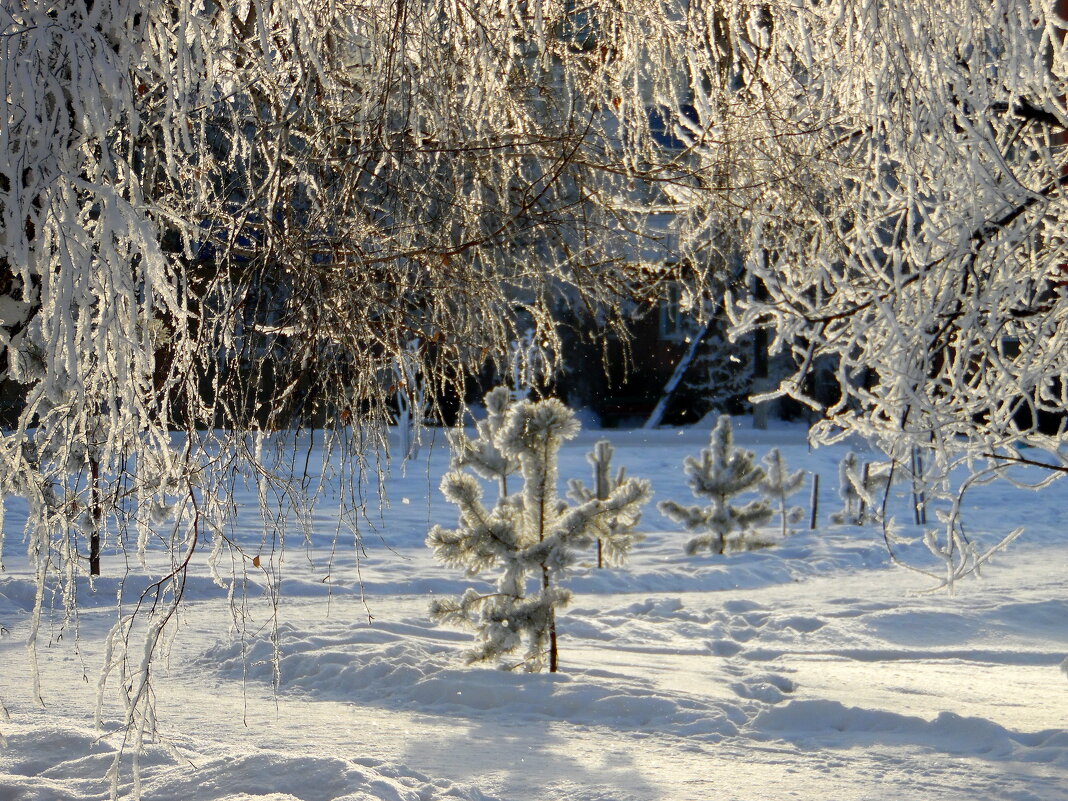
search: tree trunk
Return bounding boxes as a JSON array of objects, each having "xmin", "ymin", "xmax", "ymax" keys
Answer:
[
  {"xmin": 643, "ymin": 322, "xmax": 710, "ymax": 430},
  {"xmin": 539, "ymin": 436, "xmax": 557, "ymax": 671},
  {"xmin": 89, "ymin": 455, "xmax": 102, "ymax": 576},
  {"xmin": 752, "ymin": 275, "xmax": 772, "ymax": 430}
]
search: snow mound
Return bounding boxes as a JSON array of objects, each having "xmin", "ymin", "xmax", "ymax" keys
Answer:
[
  {"xmin": 561, "ymin": 529, "xmax": 893, "ymax": 596},
  {"xmin": 0, "ymin": 720, "xmax": 496, "ymax": 801},
  {"xmin": 198, "ymin": 620, "xmax": 742, "ymax": 739},
  {"xmin": 751, "ymin": 700, "xmax": 1068, "ymax": 765},
  {"xmin": 0, "ymin": 577, "xmax": 39, "ymax": 618}
]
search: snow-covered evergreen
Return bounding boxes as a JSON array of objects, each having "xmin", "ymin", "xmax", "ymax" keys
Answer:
[
  {"xmin": 428, "ymin": 398, "xmax": 651, "ymax": 672},
  {"xmin": 568, "ymin": 439, "xmax": 644, "ymax": 567},
  {"xmin": 830, "ymin": 453, "xmax": 863, "ymax": 526},
  {"xmin": 658, "ymin": 415, "xmax": 773, "ymax": 555},
  {"xmin": 831, "ymin": 453, "xmax": 892, "ymax": 526},
  {"xmin": 758, "ymin": 448, "xmax": 806, "ymax": 539}
]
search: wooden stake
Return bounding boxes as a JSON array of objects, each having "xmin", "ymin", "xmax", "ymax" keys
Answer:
[
  {"xmin": 594, "ymin": 445, "xmax": 610, "ymax": 569},
  {"xmin": 911, "ymin": 447, "xmax": 922, "ymax": 526},
  {"xmin": 857, "ymin": 462, "xmax": 871, "ymax": 524},
  {"xmin": 916, "ymin": 453, "xmax": 927, "ymax": 525},
  {"xmin": 809, "ymin": 473, "xmax": 819, "ymax": 529}
]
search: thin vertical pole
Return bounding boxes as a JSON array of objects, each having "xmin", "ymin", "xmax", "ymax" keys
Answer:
[
  {"xmin": 89, "ymin": 456, "xmax": 102, "ymax": 576},
  {"xmin": 809, "ymin": 473, "xmax": 819, "ymax": 529},
  {"xmin": 916, "ymin": 453, "xmax": 927, "ymax": 525},
  {"xmin": 595, "ymin": 457, "xmax": 608, "ymax": 569},
  {"xmin": 911, "ymin": 447, "xmax": 922, "ymax": 526}
]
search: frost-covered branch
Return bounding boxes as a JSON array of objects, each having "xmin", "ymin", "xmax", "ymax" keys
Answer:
[
  {"xmin": 0, "ymin": 0, "xmax": 704, "ymax": 782},
  {"xmin": 665, "ymin": 0, "xmax": 1068, "ymax": 574}
]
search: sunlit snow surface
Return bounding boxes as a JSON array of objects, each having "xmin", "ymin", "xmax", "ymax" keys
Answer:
[{"xmin": 1, "ymin": 419, "xmax": 1066, "ymax": 800}]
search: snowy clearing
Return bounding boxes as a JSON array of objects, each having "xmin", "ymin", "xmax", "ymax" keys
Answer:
[{"xmin": 1, "ymin": 420, "xmax": 1066, "ymax": 801}]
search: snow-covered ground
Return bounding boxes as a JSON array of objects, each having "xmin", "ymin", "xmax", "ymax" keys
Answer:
[{"xmin": 1, "ymin": 419, "xmax": 1066, "ymax": 801}]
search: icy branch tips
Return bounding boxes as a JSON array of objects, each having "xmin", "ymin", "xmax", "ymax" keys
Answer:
[
  {"xmin": 448, "ymin": 387, "xmax": 521, "ymax": 498},
  {"xmin": 428, "ymin": 395, "xmax": 651, "ymax": 672}
]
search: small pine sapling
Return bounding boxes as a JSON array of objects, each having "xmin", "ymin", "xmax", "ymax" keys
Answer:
[
  {"xmin": 830, "ymin": 452, "xmax": 862, "ymax": 525},
  {"xmin": 830, "ymin": 453, "xmax": 891, "ymax": 525},
  {"xmin": 857, "ymin": 461, "xmax": 892, "ymax": 523},
  {"xmin": 658, "ymin": 414, "xmax": 773, "ymax": 555},
  {"xmin": 758, "ymin": 448, "xmax": 806, "ymax": 539},
  {"xmin": 449, "ymin": 386, "xmax": 520, "ymax": 498},
  {"xmin": 429, "ymin": 398, "xmax": 651, "ymax": 672},
  {"xmin": 568, "ymin": 440, "xmax": 644, "ymax": 567}
]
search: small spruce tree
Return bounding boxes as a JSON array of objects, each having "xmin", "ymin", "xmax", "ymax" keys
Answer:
[
  {"xmin": 568, "ymin": 440, "xmax": 644, "ymax": 568},
  {"xmin": 429, "ymin": 398, "xmax": 651, "ymax": 672},
  {"xmin": 758, "ymin": 448, "xmax": 806, "ymax": 539},
  {"xmin": 659, "ymin": 414, "xmax": 773, "ymax": 554}
]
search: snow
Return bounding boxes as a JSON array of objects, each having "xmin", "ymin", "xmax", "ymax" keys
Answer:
[{"xmin": 1, "ymin": 419, "xmax": 1067, "ymax": 800}]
